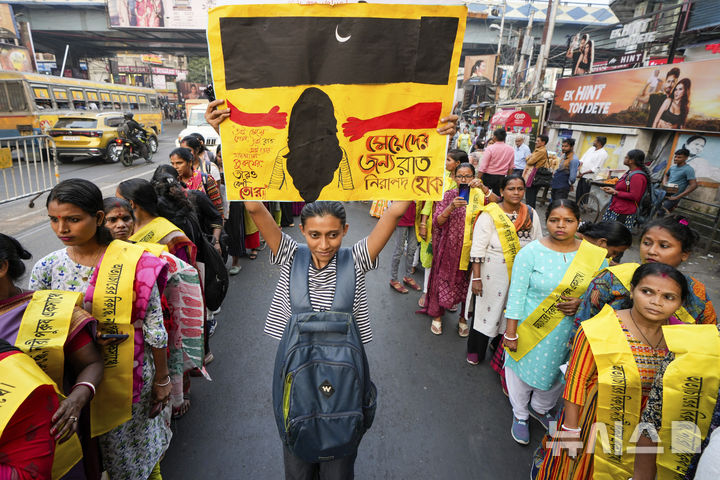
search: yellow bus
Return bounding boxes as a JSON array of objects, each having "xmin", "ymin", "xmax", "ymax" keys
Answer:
[{"xmin": 0, "ymin": 71, "xmax": 163, "ymax": 138}]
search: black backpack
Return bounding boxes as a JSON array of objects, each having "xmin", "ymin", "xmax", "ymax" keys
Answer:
[
  {"xmin": 626, "ymin": 170, "xmax": 656, "ymax": 224},
  {"xmin": 272, "ymin": 246, "xmax": 377, "ymax": 463}
]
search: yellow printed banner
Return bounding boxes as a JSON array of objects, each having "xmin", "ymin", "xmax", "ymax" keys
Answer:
[
  {"xmin": 0, "ymin": 352, "xmax": 83, "ymax": 479},
  {"xmin": 584, "ymin": 305, "xmax": 642, "ymax": 480},
  {"xmin": 90, "ymin": 240, "xmax": 143, "ymax": 437},
  {"xmin": 208, "ymin": 4, "xmax": 467, "ymax": 202},
  {"xmin": 507, "ymin": 240, "xmax": 607, "ymax": 361},
  {"xmin": 129, "ymin": 216, "xmax": 178, "ymax": 244},
  {"xmin": 16, "ymin": 290, "xmax": 82, "ymax": 388},
  {"xmin": 657, "ymin": 325, "xmax": 720, "ymax": 480},
  {"xmin": 483, "ymin": 203, "xmax": 520, "ymax": 279}
]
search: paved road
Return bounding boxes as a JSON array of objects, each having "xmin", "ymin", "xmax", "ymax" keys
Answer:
[
  {"xmin": 159, "ymin": 202, "xmax": 544, "ymax": 480},
  {"xmin": 3, "ymin": 123, "xmax": 185, "ymax": 273}
]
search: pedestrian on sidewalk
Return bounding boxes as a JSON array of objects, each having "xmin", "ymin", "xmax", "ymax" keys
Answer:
[
  {"xmin": 550, "ymin": 138, "xmax": 579, "ymax": 202},
  {"xmin": 576, "ymin": 136, "xmax": 608, "ymax": 201},
  {"xmin": 513, "ymin": 135, "xmax": 531, "ymax": 176},
  {"xmin": 389, "ymin": 201, "xmax": 421, "ymax": 294},
  {"xmin": 478, "ymin": 128, "xmax": 515, "ymax": 195},
  {"xmin": 523, "ymin": 134, "xmax": 550, "ymax": 208}
]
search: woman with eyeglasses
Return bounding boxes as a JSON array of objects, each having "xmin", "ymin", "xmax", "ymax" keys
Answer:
[{"xmin": 417, "ymin": 162, "xmax": 492, "ymax": 336}]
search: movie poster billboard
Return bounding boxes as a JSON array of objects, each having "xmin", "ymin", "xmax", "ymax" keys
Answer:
[
  {"xmin": 549, "ymin": 59, "xmax": 720, "ymax": 134},
  {"xmin": 208, "ymin": 3, "xmax": 466, "ymax": 202},
  {"xmin": 565, "ymin": 32, "xmax": 594, "ymax": 76},
  {"xmin": 178, "ymin": 82, "xmax": 207, "ymax": 101},
  {"xmin": 108, "ymin": 0, "xmax": 217, "ymax": 29}
]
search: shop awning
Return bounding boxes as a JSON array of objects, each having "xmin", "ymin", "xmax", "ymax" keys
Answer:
[{"xmin": 489, "ymin": 110, "xmax": 532, "ymax": 134}]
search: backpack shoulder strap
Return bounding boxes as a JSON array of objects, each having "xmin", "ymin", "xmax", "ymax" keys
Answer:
[
  {"xmin": 331, "ymin": 247, "xmax": 356, "ymax": 313},
  {"xmin": 289, "ymin": 245, "xmax": 312, "ymax": 313}
]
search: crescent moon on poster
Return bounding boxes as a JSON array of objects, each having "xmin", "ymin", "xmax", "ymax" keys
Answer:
[{"xmin": 335, "ymin": 25, "xmax": 351, "ymax": 43}]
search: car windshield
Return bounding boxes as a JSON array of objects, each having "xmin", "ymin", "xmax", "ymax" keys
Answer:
[
  {"xmin": 188, "ymin": 110, "xmax": 209, "ymax": 126},
  {"xmin": 54, "ymin": 118, "xmax": 97, "ymax": 129}
]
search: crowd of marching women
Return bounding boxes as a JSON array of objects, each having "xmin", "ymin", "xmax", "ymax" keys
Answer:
[
  {"xmin": 0, "ymin": 131, "xmax": 292, "ymax": 479},
  {"xmin": 2, "ymin": 103, "xmax": 720, "ymax": 480},
  {"xmin": 383, "ymin": 129, "xmax": 719, "ymax": 479}
]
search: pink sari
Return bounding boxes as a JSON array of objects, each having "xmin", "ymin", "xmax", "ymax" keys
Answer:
[{"xmin": 85, "ymin": 252, "xmax": 168, "ymax": 403}]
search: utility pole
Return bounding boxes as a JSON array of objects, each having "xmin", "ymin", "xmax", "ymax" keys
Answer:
[
  {"xmin": 512, "ymin": 2, "xmax": 535, "ymax": 99},
  {"xmin": 529, "ymin": 0, "xmax": 558, "ymax": 98},
  {"xmin": 494, "ymin": 0, "xmax": 507, "ymax": 84}
]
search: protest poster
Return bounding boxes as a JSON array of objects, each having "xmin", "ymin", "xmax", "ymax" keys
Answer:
[{"xmin": 207, "ymin": 3, "xmax": 466, "ymax": 202}]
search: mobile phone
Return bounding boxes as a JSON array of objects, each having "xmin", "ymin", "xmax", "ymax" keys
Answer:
[
  {"xmin": 100, "ymin": 333, "xmax": 129, "ymax": 341},
  {"xmin": 458, "ymin": 184, "xmax": 470, "ymax": 202},
  {"xmin": 205, "ymin": 84, "xmax": 216, "ymax": 102}
]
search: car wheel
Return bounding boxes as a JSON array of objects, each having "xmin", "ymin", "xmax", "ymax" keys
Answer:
[
  {"xmin": 148, "ymin": 136, "xmax": 158, "ymax": 153},
  {"xmin": 106, "ymin": 144, "xmax": 121, "ymax": 163}
]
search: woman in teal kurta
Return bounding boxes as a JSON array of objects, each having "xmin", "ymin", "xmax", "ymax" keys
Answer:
[{"xmin": 502, "ymin": 200, "xmax": 607, "ymax": 445}]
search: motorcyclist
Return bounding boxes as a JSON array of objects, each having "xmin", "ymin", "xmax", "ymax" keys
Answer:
[{"xmin": 122, "ymin": 112, "xmax": 151, "ymax": 163}]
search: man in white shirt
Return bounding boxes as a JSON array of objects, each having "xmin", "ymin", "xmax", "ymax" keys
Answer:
[
  {"xmin": 576, "ymin": 136, "xmax": 608, "ymax": 202},
  {"xmin": 513, "ymin": 135, "xmax": 531, "ymax": 176}
]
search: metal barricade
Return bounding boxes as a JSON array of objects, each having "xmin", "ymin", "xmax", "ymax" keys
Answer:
[{"xmin": 0, "ymin": 135, "xmax": 58, "ymax": 207}]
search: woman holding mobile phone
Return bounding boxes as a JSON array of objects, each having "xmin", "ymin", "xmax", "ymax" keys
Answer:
[
  {"xmin": 418, "ymin": 162, "xmax": 491, "ymax": 336},
  {"xmin": 0, "ymin": 233, "xmax": 103, "ymax": 479},
  {"xmin": 29, "ymin": 179, "xmax": 173, "ymax": 480}
]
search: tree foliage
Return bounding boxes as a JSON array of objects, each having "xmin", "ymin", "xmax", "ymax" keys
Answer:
[{"xmin": 187, "ymin": 57, "xmax": 211, "ymax": 84}]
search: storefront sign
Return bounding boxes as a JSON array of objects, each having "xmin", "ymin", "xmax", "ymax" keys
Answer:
[
  {"xmin": 610, "ymin": 19, "xmax": 656, "ymax": 49},
  {"xmin": 141, "ymin": 54, "xmax": 163, "ymax": 65},
  {"xmin": 549, "ymin": 58, "xmax": 720, "ymax": 134},
  {"xmin": 118, "ymin": 65, "xmax": 150, "ymax": 74},
  {"xmin": 592, "ymin": 53, "xmax": 643, "ymax": 72},
  {"xmin": 151, "ymin": 67, "xmax": 182, "ymax": 76}
]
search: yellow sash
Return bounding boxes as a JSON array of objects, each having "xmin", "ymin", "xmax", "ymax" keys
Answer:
[
  {"xmin": 0, "ymin": 353, "xmax": 83, "ymax": 480},
  {"xmin": 607, "ymin": 263, "xmax": 695, "ymax": 324},
  {"xmin": 16, "ymin": 290, "xmax": 82, "ymax": 388},
  {"xmin": 90, "ymin": 240, "xmax": 143, "ymax": 437},
  {"xmin": 483, "ymin": 203, "xmax": 520, "ymax": 279},
  {"xmin": 135, "ymin": 241, "xmax": 169, "ymax": 257},
  {"xmin": 460, "ymin": 187, "xmax": 485, "ymax": 271},
  {"xmin": 583, "ymin": 305, "xmax": 643, "ymax": 479},
  {"xmin": 129, "ymin": 216, "xmax": 179, "ymax": 244},
  {"xmin": 507, "ymin": 240, "xmax": 607, "ymax": 361},
  {"xmin": 657, "ymin": 325, "xmax": 720, "ymax": 480}
]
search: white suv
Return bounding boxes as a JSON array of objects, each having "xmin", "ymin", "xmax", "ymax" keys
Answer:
[{"xmin": 175, "ymin": 105, "xmax": 220, "ymax": 153}]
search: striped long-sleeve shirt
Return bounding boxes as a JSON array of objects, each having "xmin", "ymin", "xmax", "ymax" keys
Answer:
[{"xmin": 263, "ymin": 233, "xmax": 378, "ymax": 344}]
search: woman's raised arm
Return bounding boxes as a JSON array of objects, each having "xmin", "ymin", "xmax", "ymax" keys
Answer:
[{"xmin": 245, "ymin": 201, "xmax": 282, "ymax": 256}]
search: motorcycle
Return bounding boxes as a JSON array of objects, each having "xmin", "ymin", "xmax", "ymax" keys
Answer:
[{"xmin": 108, "ymin": 126, "xmax": 153, "ymax": 167}]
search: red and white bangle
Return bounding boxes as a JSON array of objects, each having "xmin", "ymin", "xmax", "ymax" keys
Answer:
[{"xmin": 72, "ymin": 381, "xmax": 96, "ymax": 399}]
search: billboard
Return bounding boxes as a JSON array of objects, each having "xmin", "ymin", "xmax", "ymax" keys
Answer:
[
  {"xmin": 565, "ymin": 32, "xmax": 594, "ymax": 76},
  {"xmin": 462, "ymin": 54, "xmax": 496, "ymax": 109},
  {"xmin": 209, "ymin": 3, "xmax": 466, "ymax": 202},
  {"xmin": 177, "ymin": 81, "xmax": 208, "ymax": 101},
  {"xmin": 549, "ymin": 59, "xmax": 720, "ymax": 134},
  {"xmin": 0, "ymin": 44, "xmax": 33, "ymax": 72},
  {"xmin": 109, "ymin": 0, "xmax": 217, "ymax": 29}
]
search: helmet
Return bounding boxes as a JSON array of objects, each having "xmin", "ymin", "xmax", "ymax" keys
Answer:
[{"xmin": 123, "ymin": 112, "xmax": 134, "ymax": 120}]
